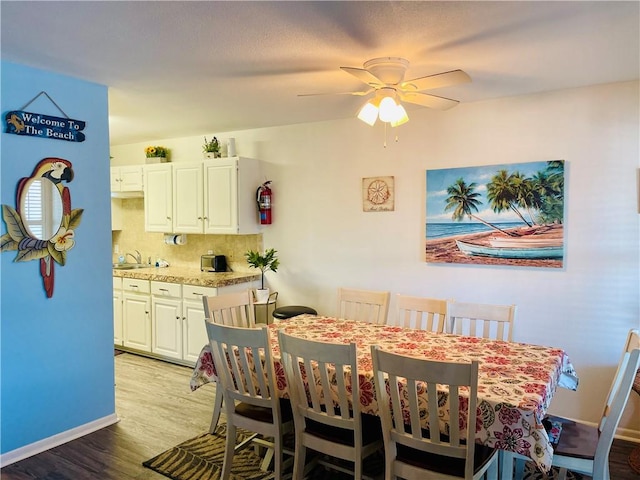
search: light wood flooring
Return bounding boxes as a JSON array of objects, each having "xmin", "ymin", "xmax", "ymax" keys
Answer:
[{"xmin": 1, "ymin": 352, "xmax": 639, "ymax": 479}]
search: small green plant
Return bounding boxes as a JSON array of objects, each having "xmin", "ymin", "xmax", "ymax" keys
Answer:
[
  {"xmin": 245, "ymin": 248, "xmax": 279, "ymax": 290},
  {"xmin": 203, "ymin": 136, "xmax": 220, "ymax": 153}
]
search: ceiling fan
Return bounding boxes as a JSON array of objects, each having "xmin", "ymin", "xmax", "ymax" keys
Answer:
[{"xmin": 300, "ymin": 57, "xmax": 471, "ymax": 126}]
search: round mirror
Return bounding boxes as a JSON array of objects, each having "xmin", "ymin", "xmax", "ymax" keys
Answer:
[{"xmin": 20, "ymin": 178, "xmax": 63, "ymax": 240}]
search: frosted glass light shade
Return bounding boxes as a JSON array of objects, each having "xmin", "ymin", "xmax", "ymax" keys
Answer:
[
  {"xmin": 357, "ymin": 102, "xmax": 379, "ymax": 126},
  {"xmin": 390, "ymin": 104, "xmax": 409, "ymax": 127},
  {"xmin": 378, "ymin": 96, "xmax": 398, "ymax": 122}
]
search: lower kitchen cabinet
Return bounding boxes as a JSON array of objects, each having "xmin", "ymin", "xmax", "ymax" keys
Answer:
[
  {"xmin": 182, "ymin": 284, "xmax": 217, "ymax": 363},
  {"xmin": 113, "ymin": 277, "xmax": 123, "ymax": 345},
  {"xmin": 115, "ymin": 276, "xmax": 251, "ymax": 366},
  {"xmin": 122, "ymin": 278, "xmax": 152, "ymax": 351},
  {"xmin": 151, "ymin": 281, "xmax": 183, "ymax": 360}
]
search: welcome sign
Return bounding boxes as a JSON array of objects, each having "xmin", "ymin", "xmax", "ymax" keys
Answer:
[{"xmin": 5, "ymin": 110, "xmax": 86, "ymax": 142}]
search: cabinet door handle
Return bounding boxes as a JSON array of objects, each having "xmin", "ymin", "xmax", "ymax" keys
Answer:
[
  {"xmin": 160, "ymin": 288, "xmax": 169, "ymax": 292},
  {"xmin": 192, "ymin": 292, "xmax": 203, "ymax": 296}
]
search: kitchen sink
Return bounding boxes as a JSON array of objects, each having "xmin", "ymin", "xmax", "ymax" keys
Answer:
[{"xmin": 112, "ymin": 263, "xmax": 150, "ymax": 270}]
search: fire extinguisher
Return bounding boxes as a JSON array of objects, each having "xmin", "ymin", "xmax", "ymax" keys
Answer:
[{"xmin": 257, "ymin": 181, "xmax": 272, "ymax": 225}]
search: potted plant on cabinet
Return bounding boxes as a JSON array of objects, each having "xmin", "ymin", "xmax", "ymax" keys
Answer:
[
  {"xmin": 203, "ymin": 136, "xmax": 221, "ymax": 158},
  {"xmin": 245, "ymin": 248, "xmax": 279, "ymax": 303}
]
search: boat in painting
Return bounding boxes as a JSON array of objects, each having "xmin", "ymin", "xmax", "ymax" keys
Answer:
[
  {"xmin": 488, "ymin": 237, "xmax": 563, "ymax": 248},
  {"xmin": 456, "ymin": 240, "xmax": 563, "ymax": 259}
]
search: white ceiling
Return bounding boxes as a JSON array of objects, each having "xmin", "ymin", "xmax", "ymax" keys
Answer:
[{"xmin": 2, "ymin": 1, "xmax": 638, "ymax": 146}]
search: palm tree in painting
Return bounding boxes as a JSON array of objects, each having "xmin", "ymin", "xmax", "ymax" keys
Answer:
[
  {"xmin": 444, "ymin": 178, "xmax": 514, "ymax": 236},
  {"xmin": 486, "ymin": 170, "xmax": 533, "ymax": 227},
  {"xmin": 533, "ymin": 161, "xmax": 564, "ymax": 223}
]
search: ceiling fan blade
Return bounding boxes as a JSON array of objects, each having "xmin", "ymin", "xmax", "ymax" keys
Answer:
[
  {"xmin": 340, "ymin": 67, "xmax": 385, "ymax": 88},
  {"xmin": 400, "ymin": 92, "xmax": 460, "ymax": 110},
  {"xmin": 298, "ymin": 89, "xmax": 373, "ymax": 97},
  {"xmin": 401, "ymin": 69, "xmax": 471, "ymax": 92}
]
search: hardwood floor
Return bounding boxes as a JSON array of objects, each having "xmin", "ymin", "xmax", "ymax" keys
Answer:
[{"xmin": 1, "ymin": 352, "xmax": 639, "ymax": 479}]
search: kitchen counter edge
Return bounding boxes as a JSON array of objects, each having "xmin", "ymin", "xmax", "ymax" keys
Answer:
[{"xmin": 113, "ymin": 266, "xmax": 260, "ymax": 288}]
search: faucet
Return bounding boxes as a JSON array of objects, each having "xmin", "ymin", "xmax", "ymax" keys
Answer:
[{"xmin": 125, "ymin": 250, "xmax": 142, "ymax": 264}]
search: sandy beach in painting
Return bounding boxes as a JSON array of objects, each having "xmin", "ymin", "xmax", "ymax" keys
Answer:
[{"xmin": 425, "ymin": 224, "xmax": 564, "ymax": 268}]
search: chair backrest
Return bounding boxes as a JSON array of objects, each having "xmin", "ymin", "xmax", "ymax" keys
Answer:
[
  {"xmin": 371, "ymin": 345, "xmax": 480, "ymax": 480},
  {"xmin": 595, "ymin": 329, "xmax": 640, "ymax": 467},
  {"xmin": 278, "ymin": 330, "xmax": 362, "ymax": 434},
  {"xmin": 337, "ymin": 287, "xmax": 390, "ymax": 325},
  {"xmin": 205, "ymin": 322, "xmax": 278, "ymax": 411},
  {"xmin": 394, "ymin": 294, "xmax": 449, "ymax": 332},
  {"xmin": 202, "ymin": 290, "xmax": 255, "ymax": 327},
  {"xmin": 447, "ymin": 301, "xmax": 516, "ymax": 341}
]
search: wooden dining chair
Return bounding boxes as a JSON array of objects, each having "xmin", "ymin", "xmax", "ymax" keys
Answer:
[
  {"xmin": 278, "ymin": 330, "xmax": 384, "ymax": 480},
  {"xmin": 337, "ymin": 287, "xmax": 390, "ymax": 325},
  {"xmin": 370, "ymin": 345, "xmax": 499, "ymax": 480},
  {"xmin": 447, "ymin": 301, "xmax": 516, "ymax": 341},
  {"xmin": 393, "ymin": 294, "xmax": 449, "ymax": 332},
  {"xmin": 201, "ymin": 290, "xmax": 256, "ymax": 434},
  {"xmin": 502, "ymin": 328, "xmax": 640, "ymax": 480},
  {"xmin": 202, "ymin": 290, "xmax": 256, "ymax": 328},
  {"xmin": 206, "ymin": 322, "xmax": 293, "ymax": 480}
]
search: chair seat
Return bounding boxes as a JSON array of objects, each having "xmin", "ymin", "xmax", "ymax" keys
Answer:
[
  {"xmin": 545, "ymin": 415, "xmax": 598, "ymax": 460},
  {"xmin": 397, "ymin": 442, "xmax": 498, "ymax": 477},
  {"xmin": 272, "ymin": 306, "xmax": 317, "ymax": 320},
  {"xmin": 235, "ymin": 398, "xmax": 293, "ymax": 424},
  {"xmin": 305, "ymin": 413, "xmax": 382, "ymax": 447}
]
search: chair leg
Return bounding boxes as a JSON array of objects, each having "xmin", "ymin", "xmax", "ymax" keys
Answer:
[
  {"xmin": 208, "ymin": 387, "xmax": 224, "ymax": 434},
  {"xmin": 557, "ymin": 467, "xmax": 568, "ymax": 480},
  {"xmin": 221, "ymin": 423, "xmax": 236, "ymax": 480},
  {"xmin": 292, "ymin": 436, "xmax": 306, "ymax": 480}
]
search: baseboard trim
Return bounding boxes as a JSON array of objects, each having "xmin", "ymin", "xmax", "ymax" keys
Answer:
[{"xmin": 0, "ymin": 414, "xmax": 120, "ymax": 467}]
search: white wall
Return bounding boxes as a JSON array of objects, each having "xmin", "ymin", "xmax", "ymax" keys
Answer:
[{"xmin": 111, "ymin": 81, "xmax": 640, "ymax": 436}]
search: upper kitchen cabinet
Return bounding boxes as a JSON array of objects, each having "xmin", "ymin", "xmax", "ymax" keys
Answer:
[
  {"xmin": 144, "ymin": 163, "xmax": 173, "ymax": 232},
  {"xmin": 144, "ymin": 157, "xmax": 261, "ymax": 234},
  {"xmin": 204, "ymin": 157, "xmax": 261, "ymax": 234},
  {"xmin": 173, "ymin": 162, "xmax": 204, "ymax": 234},
  {"xmin": 110, "ymin": 165, "xmax": 144, "ymax": 197}
]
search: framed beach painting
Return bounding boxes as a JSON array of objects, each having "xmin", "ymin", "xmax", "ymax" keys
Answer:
[{"xmin": 425, "ymin": 160, "xmax": 565, "ymax": 268}]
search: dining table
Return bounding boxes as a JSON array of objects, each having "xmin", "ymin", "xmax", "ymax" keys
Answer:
[{"xmin": 190, "ymin": 314, "xmax": 579, "ymax": 475}]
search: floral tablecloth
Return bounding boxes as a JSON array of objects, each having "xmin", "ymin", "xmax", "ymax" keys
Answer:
[{"xmin": 191, "ymin": 315, "xmax": 578, "ymax": 472}]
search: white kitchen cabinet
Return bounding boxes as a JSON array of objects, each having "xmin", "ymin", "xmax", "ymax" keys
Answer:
[
  {"xmin": 113, "ymin": 277, "xmax": 123, "ymax": 345},
  {"xmin": 204, "ymin": 157, "xmax": 261, "ymax": 234},
  {"xmin": 122, "ymin": 278, "xmax": 151, "ymax": 352},
  {"xmin": 151, "ymin": 281, "xmax": 183, "ymax": 360},
  {"xmin": 111, "ymin": 198, "xmax": 123, "ymax": 230},
  {"xmin": 172, "ymin": 162, "xmax": 204, "ymax": 234},
  {"xmin": 182, "ymin": 284, "xmax": 218, "ymax": 363},
  {"xmin": 143, "ymin": 157, "xmax": 260, "ymax": 234},
  {"xmin": 111, "ymin": 166, "xmax": 143, "ymax": 194},
  {"xmin": 144, "ymin": 163, "xmax": 173, "ymax": 232}
]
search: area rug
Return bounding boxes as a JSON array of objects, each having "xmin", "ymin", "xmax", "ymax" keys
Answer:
[{"xmin": 143, "ymin": 425, "xmax": 583, "ymax": 480}]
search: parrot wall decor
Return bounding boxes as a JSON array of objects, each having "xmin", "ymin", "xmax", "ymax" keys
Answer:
[{"xmin": 1, "ymin": 157, "xmax": 83, "ymax": 298}]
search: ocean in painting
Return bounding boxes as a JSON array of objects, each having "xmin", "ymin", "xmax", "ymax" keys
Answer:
[{"xmin": 426, "ymin": 222, "xmax": 526, "ymax": 239}]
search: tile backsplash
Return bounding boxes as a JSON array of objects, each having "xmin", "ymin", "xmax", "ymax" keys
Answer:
[{"xmin": 111, "ymin": 198, "xmax": 262, "ymax": 271}]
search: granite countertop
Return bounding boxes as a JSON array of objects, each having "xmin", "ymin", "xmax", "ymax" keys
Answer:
[{"xmin": 113, "ymin": 265, "xmax": 259, "ymax": 288}]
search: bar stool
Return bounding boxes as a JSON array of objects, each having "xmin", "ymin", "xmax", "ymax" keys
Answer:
[{"xmin": 272, "ymin": 305, "xmax": 317, "ymax": 321}]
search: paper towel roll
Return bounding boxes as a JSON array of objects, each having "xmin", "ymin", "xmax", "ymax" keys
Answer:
[{"xmin": 164, "ymin": 234, "xmax": 186, "ymax": 245}]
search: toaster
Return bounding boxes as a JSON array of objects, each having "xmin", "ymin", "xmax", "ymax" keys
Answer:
[{"xmin": 200, "ymin": 254, "xmax": 227, "ymax": 272}]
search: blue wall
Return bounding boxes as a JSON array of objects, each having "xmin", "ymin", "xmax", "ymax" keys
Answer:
[{"xmin": 1, "ymin": 62, "xmax": 115, "ymax": 454}]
